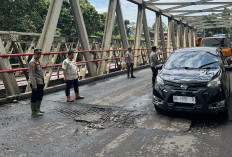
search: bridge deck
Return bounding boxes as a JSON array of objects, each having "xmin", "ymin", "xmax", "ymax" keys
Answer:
[{"xmin": 1, "ymin": 68, "xmax": 232, "ymax": 156}]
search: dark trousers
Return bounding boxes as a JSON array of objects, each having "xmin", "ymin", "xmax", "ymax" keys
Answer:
[
  {"xmin": 127, "ymin": 63, "xmax": 134, "ymax": 78},
  {"xmin": 30, "ymin": 84, "xmax": 44, "ymax": 103},
  {"xmin": 65, "ymin": 79, "xmax": 79, "ymax": 96},
  {"xmin": 151, "ymin": 67, "xmax": 158, "ymax": 85}
]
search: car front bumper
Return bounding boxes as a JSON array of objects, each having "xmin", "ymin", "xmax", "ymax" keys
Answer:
[{"xmin": 153, "ymin": 83, "xmax": 227, "ymax": 113}]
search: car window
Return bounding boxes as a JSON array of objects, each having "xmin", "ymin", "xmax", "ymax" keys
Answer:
[
  {"xmin": 165, "ymin": 51, "xmax": 220, "ymax": 69},
  {"xmin": 202, "ymin": 38, "xmax": 229, "ymax": 48}
]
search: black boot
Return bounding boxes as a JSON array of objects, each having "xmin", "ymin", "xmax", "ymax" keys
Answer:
[{"xmin": 37, "ymin": 101, "xmax": 45, "ymax": 114}]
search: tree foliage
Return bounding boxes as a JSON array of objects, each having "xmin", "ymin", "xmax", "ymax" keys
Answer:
[
  {"xmin": 0, "ymin": 0, "xmax": 48, "ymax": 33},
  {"xmin": 0, "ymin": 0, "xmax": 139, "ymax": 38}
]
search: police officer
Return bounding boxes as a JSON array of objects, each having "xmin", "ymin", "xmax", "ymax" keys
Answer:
[
  {"xmin": 29, "ymin": 49, "xmax": 44, "ymax": 117},
  {"xmin": 62, "ymin": 50, "xmax": 84, "ymax": 102},
  {"xmin": 125, "ymin": 47, "xmax": 136, "ymax": 78},
  {"xmin": 150, "ymin": 46, "xmax": 159, "ymax": 85}
]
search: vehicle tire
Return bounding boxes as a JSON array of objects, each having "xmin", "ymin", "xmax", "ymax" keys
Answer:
[
  {"xmin": 154, "ymin": 105, "xmax": 163, "ymax": 113},
  {"xmin": 218, "ymin": 110, "xmax": 228, "ymax": 118}
]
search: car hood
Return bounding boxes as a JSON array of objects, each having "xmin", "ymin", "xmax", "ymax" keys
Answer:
[{"xmin": 160, "ymin": 68, "xmax": 220, "ymax": 83}]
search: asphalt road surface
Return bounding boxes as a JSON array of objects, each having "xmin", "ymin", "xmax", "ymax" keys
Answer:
[{"xmin": 1, "ymin": 68, "xmax": 232, "ymax": 157}]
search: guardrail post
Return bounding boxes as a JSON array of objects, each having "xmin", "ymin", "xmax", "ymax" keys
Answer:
[{"xmin": 0, "ymin": 37, "xmax": 20, "ymax": 96}]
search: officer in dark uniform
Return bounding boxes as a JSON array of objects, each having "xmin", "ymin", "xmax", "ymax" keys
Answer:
[{"xmin": 29, "ymin": 49, "xmax": 44, "ymax": 117}]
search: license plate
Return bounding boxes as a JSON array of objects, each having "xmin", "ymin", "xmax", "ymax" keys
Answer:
[{"xmin": 173, "ymin": 96, "xmax": 196, "ymax": 104}]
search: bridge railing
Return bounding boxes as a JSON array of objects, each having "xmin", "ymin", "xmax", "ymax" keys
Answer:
[{"xmin": 0, "ymin": 47, "xmax": 175, "ymax": 99}]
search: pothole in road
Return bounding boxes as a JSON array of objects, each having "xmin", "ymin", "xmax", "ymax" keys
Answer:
[
  {"xmin": 56, "ymin": 106, "xmax": 139, "ymax": 135},
  {"xmin": 56, "ymin": 105, "xmax": 192, "ymax": 134}
]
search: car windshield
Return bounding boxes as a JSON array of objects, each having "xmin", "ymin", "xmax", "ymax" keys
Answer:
[
  {"xmin": 202, "ymin": 38, "xmax": 229, "ymax": 48},
  {"xmin": 165, "ymin": 51, "xmax": 220, "ymax": 69}
]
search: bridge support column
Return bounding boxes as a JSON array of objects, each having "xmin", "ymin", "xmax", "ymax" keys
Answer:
[
  {"xmin": 142, "ymin": 7, "xmax": 151, "ymax": 54},
  {"xmin": 176, "ymin": 22, "xmax": 181, "ymax": 49},
  {"xmin": 154, "ymin": 13, "xmax": 166, "ymax": 61},
  {"xmin": 116, "ymin": 0, "xmax": 129, "ymax": 49},
  {"xmin": 134, "ymin": 4, "xmax": 143, "ymax": 67},
  {"xmin": 193, "ymin": 29, "xmax": 197, "ymax": 46},
  {"xmin": 37, "ymin": 0, "xmax": 63, "ymax": 88},
  {"xmin": 188, "ymin": 27, "xmax": 192, "ymax": 47},
  {"xmin": 183, "ymin": 25, "xmax": 188, "ymax": 48},
  {"xmin": 172, "ymin": 21, "xmax": 176, "ymax": 51},
  {"xmin": 98, "ymin": 0, "xmax": 117, "ymax": 75},
  {"xmin": 167, "ymin": 18, "xmax": 172, "ymax": 56},
  {"xmin": 70, "ymin": 0, "xmax": 97, "ymax": 77},
  {"xmin": 180, "ymin": 23, "xmax": 184, "ymax": 48},
  {"xmin": 167, "ymin": 18, "xmax": 176, "ymax": 56},
  {"xmin": 0, "ymin": 37, "xmax": 20, "ymax": 96}
]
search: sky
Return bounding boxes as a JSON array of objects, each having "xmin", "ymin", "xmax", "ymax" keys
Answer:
[
  {"xmin": 88, "ymin": 0, "xmax": 232, "ymax": 28},
  {"xmin": 88, "ymin": 0, "xmax": 160, "ymax": 27}
]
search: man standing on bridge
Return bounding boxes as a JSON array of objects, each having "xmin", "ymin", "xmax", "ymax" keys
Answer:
[
  {"xmin": 150, "ymin": 46, "xmax": 159, "ymax": 86},
  {"xmin": 62, "ymin": 50, "xmax": 84, "ymax": 102},
  {"xmin": 29, "ymin": 49, "xmax": 44, "ymax": 117},
  {"xmin": 125, "ymin": 47, "xmax": 136, "ymax": 78}
]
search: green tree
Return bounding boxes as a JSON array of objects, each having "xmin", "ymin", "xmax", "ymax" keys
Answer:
[
  {"xmin": 0, "ymin": 0, "xmax": 48, "ymax": 33},
  {"xmin": 57, "ymin": 0, "xmax": 102, "ymax": 36}
]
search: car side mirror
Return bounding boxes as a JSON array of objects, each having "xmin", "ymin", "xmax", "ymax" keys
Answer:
[
  {"xmin": 225, "ymin": 65, "xmax": 232, "ymax": 71},
  {"xmin": 156, "ymin": 64, "xmax": 163, "ymax": 70}
]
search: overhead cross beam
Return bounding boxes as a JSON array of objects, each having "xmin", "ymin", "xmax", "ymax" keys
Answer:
[
  {"xmin": 174, "ymin": 4, "xmax": 232, "ymax": 16},
  {"xmin": 166, "ymin": 10, "xmax": 232, "ymax": 13},
  {"xmin": 146, "ymin": 2, "xmax": 232, "ymax": 6},
  {"xmin": 149, "ymin": 0, "xmax": 213, "ymax": 12},
  {"xmin": 132, "ymin": 0, "xmax": 231, "ymax": 30}
]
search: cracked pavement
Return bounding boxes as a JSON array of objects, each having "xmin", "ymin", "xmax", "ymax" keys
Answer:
[{"xmin": 1, "ymin": 68, "xmax": 232, "ymax": 157}]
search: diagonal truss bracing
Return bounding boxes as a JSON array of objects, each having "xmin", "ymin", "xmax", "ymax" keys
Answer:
[{"xmin": 143, "ymin": 0, "xmax": 232, "ymax": 29}]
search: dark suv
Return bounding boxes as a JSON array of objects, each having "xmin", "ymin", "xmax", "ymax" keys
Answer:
[{"xmin": 153, "ymin": 47, "xmax": 232, "ymax": 116}]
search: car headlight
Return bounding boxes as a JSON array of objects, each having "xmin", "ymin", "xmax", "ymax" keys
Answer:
[
  {"xmin": 207, "ymin": 77, "xmax": 221, "ymax": 88},
  {"xmin": 156, "ymin": 75, "xmax": 164, "ymax": 86}
]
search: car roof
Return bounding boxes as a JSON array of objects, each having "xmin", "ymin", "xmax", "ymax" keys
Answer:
[{"xmin": 174, "ymin": 47, "xmax": 218, "ymax": 55}]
